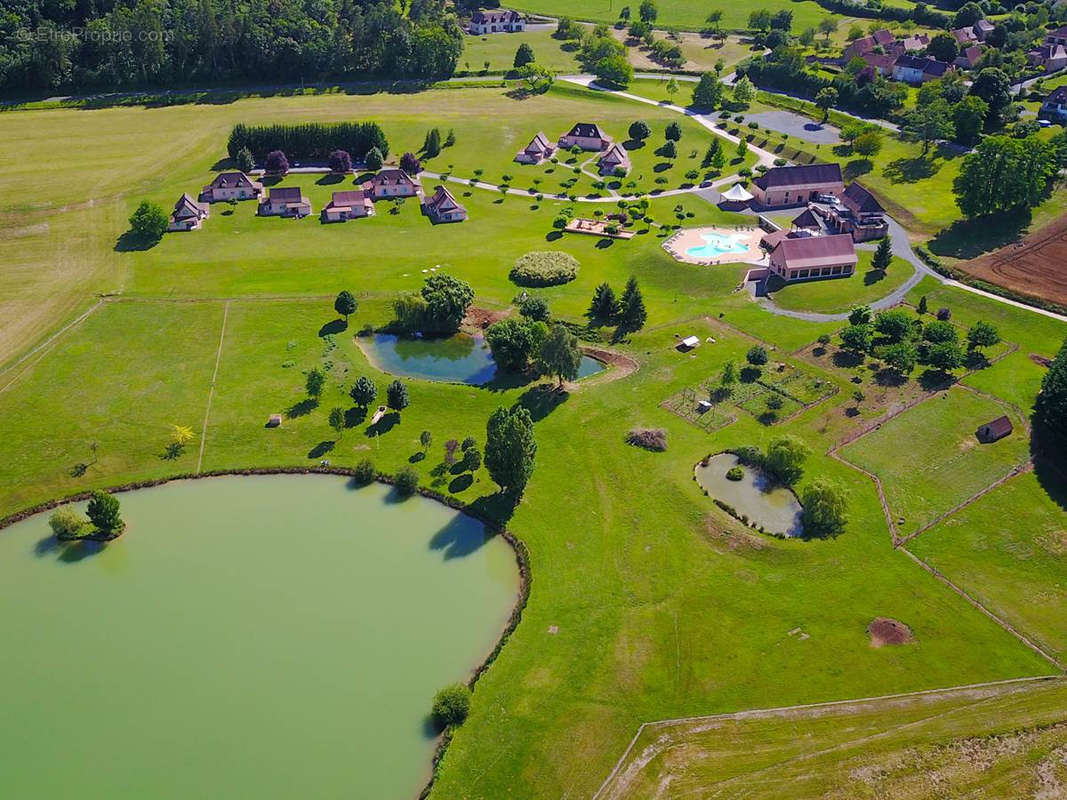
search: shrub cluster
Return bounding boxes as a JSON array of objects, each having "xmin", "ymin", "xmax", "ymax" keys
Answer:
[
  {"xmin": 227, "ymin": 122, "xmax": 389, "ymax": 163},
  {"xmin": 509, "ymin": 252, "xmax": 580, "ymax": 287},
  {"xmin": 626, "ymin": 427, "xmax": 668, "ymax": 451}
]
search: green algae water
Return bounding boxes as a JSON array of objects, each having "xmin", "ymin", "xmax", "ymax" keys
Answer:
[{"xmin": 0, "ymin": 475, "xmax": 519, "ymax": 799}]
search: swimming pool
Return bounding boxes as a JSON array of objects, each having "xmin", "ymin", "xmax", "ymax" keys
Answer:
[{"xmin": 684, "ymin": 231, "xmax": 751, "ymax": 259}]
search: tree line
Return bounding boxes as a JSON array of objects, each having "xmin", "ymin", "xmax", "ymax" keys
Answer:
[
  {"xmin": 227, "ymin": 122, "xmax": 390, "ymax": 163},
  {"xmin": 1, "ymin": 0, "xmax": 464, "ymax": 93}
]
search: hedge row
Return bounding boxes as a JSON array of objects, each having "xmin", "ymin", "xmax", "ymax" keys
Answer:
[{"xmin": 227, "ymin": 121, "xmax": 390, "ymax": 162}]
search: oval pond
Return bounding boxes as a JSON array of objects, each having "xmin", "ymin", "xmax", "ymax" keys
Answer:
[
  {"xmin": 695, "ymin": 453, "xmax": 804, "ymax": 537},
  {"xmin": 0, "ymin": 475, "xmax": 520, "ymax": 798}
]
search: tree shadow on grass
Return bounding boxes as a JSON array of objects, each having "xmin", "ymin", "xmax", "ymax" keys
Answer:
[
  {"xmin": 843, "ymin": 158, "xmax": 873, "ymax": 181},
  {"xmin": 365, "ymin": 411, "xmax": 399, "ymax": 437},
  {"xmin": 917, "ymin": 368, "xmax": 955, "ymax": 391},
  {"xmin": 316, "ymin": 173, "xmax": 344, "ymax": 185},
  {"xmin": 595, "ymin": 238, "xmax": 614, "ymax": 249},
  {"xmin": 863, "ymin": 268, "xmax": 887, "ymax": 287},
  {"xmin": 307, "ymin": 440, "xmax": 336, "ymax": 460},
  {"xmin": 319, "ymin": 318, "xmax": 347, "ymax": 337},
  {"xmin": 832, "ymin": 350, "xmax": 864, "ymax": 369},
  {"xmin": 874, "ymin": 368, "xmax": 907, "ymax": 387},
  {"xmin": 1031, "ymin": 422, "xmax": 1067, "ymax": 512},
  {"xmin": 883, "ymin": 155, "xmax": 940, "ymax": 184},
  {"xmin": 467, "ymin": 491, "xmax": 519, "ymax": 528},
  {"xmin": 740, "ymin": 366, "xmax": 762, "ymax": 383},
  {"xmin": 287, "ymin": 398, "xmax": 318, "ymax": 418},
  {"xmin": 513, "ymin": 383, "xmax": 569, "ymax": 421},
  {"xmin": 114, "ymin": 231, "xmax": 161, "ymax": 252},
  {"xmin": 928, "ymin": 209, "xmax": 1031, "ymax": 260},
  {"xmin": 485, "ymin": 369, "xmax": 536, "ymax": 392},
  {"xmin": 345, "ymin": 406, "xmax": 367, "ymax": 428},
  {"xmin": 448, "ymin": 473, "xmax": 474, "ymax": 493},
  {"xmin": 545, "ymin": 231, "xmax": 563, "ymax": 242}
]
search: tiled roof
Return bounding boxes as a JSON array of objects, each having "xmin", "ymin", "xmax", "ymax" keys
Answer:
[
  {"xmin": 841, "ymin": 182, "xmax": 883, "ymax": 215},
  {"xmin": 566, "ymin": 122, "xmax": 607, "ymax": 139},
  {"xmin": 753, "ymin": 163, "xmax": 843, "ymax": 190},
  {"xmin": 771, "ymin": 233, "xmax": 857, "ymax": 269},
  {"xmin": 268, "ymin": 186, "xmax": 304, "ymax": 201}
]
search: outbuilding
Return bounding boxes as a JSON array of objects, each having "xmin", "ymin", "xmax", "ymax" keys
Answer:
[{"xmin": 976, "ymin": 416, "xmax": 1013, "ymax": 443}]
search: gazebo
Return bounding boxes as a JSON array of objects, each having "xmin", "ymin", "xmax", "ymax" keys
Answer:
[{"xmin": 719, "ymin": 183, "xmax": 754, "ymax": 209}]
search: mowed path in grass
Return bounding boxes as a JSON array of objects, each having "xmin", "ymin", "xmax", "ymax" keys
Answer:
[{"xmin": 840, "ymin": 387, "xmax": 1031, "ymax": 538}]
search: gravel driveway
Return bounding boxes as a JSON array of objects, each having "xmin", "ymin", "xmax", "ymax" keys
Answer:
[{"xmin": 745, "ymin": 110, "xmax": 841, "ymax": 144}]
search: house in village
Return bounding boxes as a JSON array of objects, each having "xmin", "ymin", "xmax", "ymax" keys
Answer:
[
  {"xmin": 469, "ymin": 9, "xmax": 525, "ymax": 34},
  {"xmin": 892, "ymin": 54, "xmax": 950, "ymax": 84},
  {"xmin": 951, "ymin": 26, "xmax": 980, "ymax": 46},
  {"xmin": 750, "ymin": 163, "xmax": 844, "ymax": 208},
  {"xmin": 167, "ymin": 193, "xmax": 210, "ymax": 231},
  {"xmin": 974, "ymin": 19, "xmax": 995, "ymax": 40},
  {"xmin": 558, "ymin": 123, "xmax": 613, "ymax": 152},
  {"xmin": 955, "ymin": 45, "xmax": 984, "ymax": 70},
  {"xmin": 597, "ymin": 143, "xmax": 631, "ymax": 176},
  {"xmin": 322, "ymin": 190, "xmax": 374, "ymax": 222},
  {"xmin": 898, "ymin": 33, "xmax": 930, "ymax": 52},
  {"xmin": 860, "ymin": 52, "xmax": 897, "ymax": 77},
  {"xmin": 258, "ymin": 186, "xmax": 312, "ymax": 218},
  {"xmin": 1040, "ymin": 86, "xmax": 1067, "ymax": 122},
  {"xmin": 421, "ymin": 185, "xmax": 468, "ymax": 223},
  {"xmin": 200, "ymin": 171, "xmax": 263, "ymax": 203},
  {"xmin": 364, "ymin": 168, "xmax": 420, "ymax": 200},
  {"xmin": 765, "ymin": 233, "xmax": 858, "ymax": 283},
  {"xmin": 514, "ymin": 132, "xmax": 556, "ymax": 165},
  {"xmin": 815, "ymin": 183, "xmax": 889, "ymax": 242},
  {"xmin": 842, "ymin": 29, "xmax": 896, "ymax": 61},
  {"xmin": 976, "ymin": 415, "xmax": 1013, "ymax": 443},
  {"xmin": 1029, "ymin": 36, "xmax": 1067, "ymax": 72}
]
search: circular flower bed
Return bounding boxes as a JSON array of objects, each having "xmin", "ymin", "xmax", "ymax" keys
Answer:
[{"xmin": 510, "ymin": 251, "xmax": 579, "ymax": 287}]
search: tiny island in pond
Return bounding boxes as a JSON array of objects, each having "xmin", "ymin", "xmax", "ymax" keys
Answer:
[{"xmin": 2, "ymin": 3, "xmax": 1067, "ymax": 796}]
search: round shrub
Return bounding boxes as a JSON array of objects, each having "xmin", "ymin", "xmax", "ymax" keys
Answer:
[
  {"xmin": 352, "ymin": 459, "xmax": 376, "ymax": 486},
  {"xmin": 510, "ymin": 251, "xmax": 580, "ymax": 287},
  {"xmin": 432, "ymin": 683, "xmax": 471, "ymax": 727},
  {"xmin": 394, "ymin": 467, "xmax": 419, "ymax": 497},
  {"xmin": 726, "ymin": 466, "xmax": 744, "ymax": 481}
]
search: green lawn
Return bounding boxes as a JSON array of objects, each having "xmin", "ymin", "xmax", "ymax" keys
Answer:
[
  {"xmin": 0, "ymin": 80, "xmax": 1066, "ymax": 800},
  {"xmin": 909, "ymin": 469, "xmax": 1067, "ymax": 662},
  {"xmin": 840, "ymin": 387, "xmax": 1031, "ymax": 536},
  {"xmin": 768, "ymin": 252, "xmax": 915, "ymax": 314},
  {"xmin": 460, "ymin": 29, "xmax": 580, "ymax": 73},
  {"xmin": 509, "ymin": 0, "xmax": 833, "ymax": 34}
]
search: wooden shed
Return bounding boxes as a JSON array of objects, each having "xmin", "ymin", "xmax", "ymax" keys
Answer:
[{"xmin": 976, "ymin": 415, "xmax": 1012, "ymax": 443}]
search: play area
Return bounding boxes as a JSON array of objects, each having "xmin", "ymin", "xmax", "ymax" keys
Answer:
[{"xmin": 663, "ymin": 226, "xmax": 766, "ymax": 265}]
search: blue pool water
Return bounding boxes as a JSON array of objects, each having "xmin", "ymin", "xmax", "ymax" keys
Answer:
[
  {"xmin": 364, "ymin": 334, "xmax": 605, "ymax": 385},
  {"xmin": 685, "ymin": 231, "xmax": 751, "ymax": 259}
]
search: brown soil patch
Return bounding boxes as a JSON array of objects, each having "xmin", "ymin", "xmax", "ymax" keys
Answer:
[
  {"xmin": 868, "ymin": 617, "xmax": 915, "ymax": 648},
  {"xmin": 463, "ymin": 306, "xmax": 511, "ymax": 330},
  {"xmin": 961, "ymin": 214, "xmax": 1067, "ymax": 310}
]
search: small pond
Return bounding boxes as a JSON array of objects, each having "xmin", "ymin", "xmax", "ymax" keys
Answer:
[
  {"xmin": 0, "ymin": 475, "xmax": 520, "ymax": 798},
  {"xmin": 695, "ymin": 453, "xmax": 804, "ymax": 537},
  {"xmin": 363, "ymin": 333, "xmax": 605, "ymax": 384}
]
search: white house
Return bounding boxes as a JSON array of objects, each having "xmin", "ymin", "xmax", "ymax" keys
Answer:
[
  {"xmin": 558, "ymin": 122, "xmax": 613, "ymax": 152},
  {"xmin": 258, "ymin": 186, "xmax": 312, "ymax": 217},
  {"xmin": 469, "ymin": 9, "xmax": 525, "ymax": 34},
  {"xmin": 167, "ymin": 193, "xmax": 210, "ymax": 231}
]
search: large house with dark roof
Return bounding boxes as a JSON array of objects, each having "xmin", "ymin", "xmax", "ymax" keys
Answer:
[
  {"xmin": 421, "ymin": 185, "xmax": 468, "ymax": 223},
  {"xmin": 750, "ymin": 163, "xmax": 844, "ymax": 208},
  {"xmin": 892, "ymin": 54, "xmax": 950, "ymax": 84},
  {"xmin": 1040, "ymin": 86, "xmax": 1067, "ymax": 122},
  {"xmin": 167, "ymin": 193, "xmax": 210, "ymax": 231},
  {"xmin": 1029, "ymin": 40, "xmax": 1067, "ymax": 72},
  {"xmin": 515, "ymin": 132, "xmax": 555, "ymax": 165},
  {"xmin": 766, "ymin": 233, "xmax": 858, "ymax": 283},
  {"xmin": 558, "ymin": 123, "xmax": 612, "ymax": 151},
  {"xmin": 469, "ymin": 9, "xmax": 525, "ymax": 34},
  {"xmin": 816, "ymin": 182, "xmax": 889, "ymax": 242},
  {"xmin": 364, "ymin": 168, "xmax": 420, "ymax": 200},
  {"xmin": 200, "ymin": 171, "xmax": 263, "ymax": 203},
  {"xmin": 258, "ymin": 186, "xmax": 312, "ymax": 217}
]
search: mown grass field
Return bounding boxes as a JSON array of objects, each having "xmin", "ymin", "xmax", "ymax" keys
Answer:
[
  {"xmin": 0, "ymin": 81, "xmax": 1065, "ymax": 800},
  {"xmin": 768, "ymin": 252, "xmax": 914, "ymax": 314},
  {"xmin": 509, "ymin": 0, "xmax": 833, "ymax": 34},
  {"xmin": 601, "ymin": 677, "xmax": 1067, "ymax": 799},
  {"xmin": 460, "ymin": 28, "xmax": 580, "ymax": 73},
  {"xmin": 840, "ymin": 387, "xmax": 1031, "ymax": 536},
  {"xmin": 909, "ymin": 469, "xmax": 1067, "ymax": 662}
]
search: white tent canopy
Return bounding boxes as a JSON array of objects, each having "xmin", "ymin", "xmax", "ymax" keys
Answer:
[{"xmin": 720, "ymin": 183, "xmax": 754, "ymax": 202}]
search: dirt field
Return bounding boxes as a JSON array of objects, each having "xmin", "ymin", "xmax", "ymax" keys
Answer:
[{"xmin": 960, "ymin": 214, "xmax": 1067, "ymax": 309}]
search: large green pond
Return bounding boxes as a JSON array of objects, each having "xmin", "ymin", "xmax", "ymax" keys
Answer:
[{"xmin": 0, "ymin": 475, "xmax": 520, "ymax": 798}]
